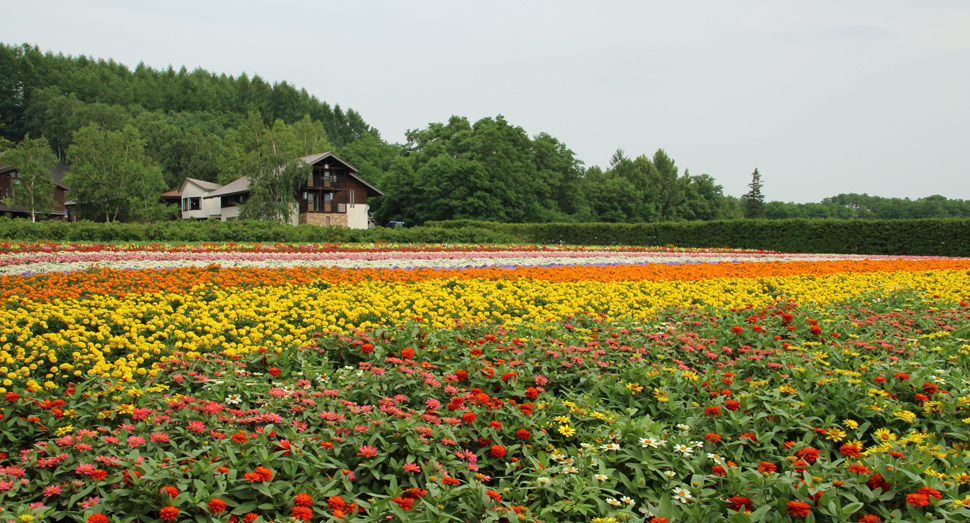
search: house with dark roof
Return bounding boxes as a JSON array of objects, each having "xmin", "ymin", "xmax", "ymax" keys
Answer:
[
  {"xmin": 0, "ymin": 163, "xmax": 71, "ymax": 220},
  {"xmin": 183, "ymin": 152, "xmax": 382, "ymax": 228}
]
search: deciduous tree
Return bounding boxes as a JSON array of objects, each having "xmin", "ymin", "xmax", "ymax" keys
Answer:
[{"xmin": 0, "ymin": 134, "xmax": 58, "ymax": 221}]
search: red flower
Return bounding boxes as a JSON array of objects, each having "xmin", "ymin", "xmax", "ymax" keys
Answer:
[
  {"xmin": 917, "ymin": 487, "xmax": 942, "ymax": 501},
  {"xmin": 705, "ymin": 406, "xmax": 722, "ymax": 417},
  {"xmin": 5, "ymin": 392, "xmax": 19, "ymax": 402},
  {"xmin": 796, "ymin": 447, "xmax": 820, "ymax": 463},
  {"xmin": 455, "ymin": 370, "xmax": 468, "ymax": 381},
  {"xmin": 208, "ymin": 498, "xmax": 227, "ymax": 513},
  {"xmin": 403, "ymin": 487, "xmax": 428, "ymax": 499},
  {"xmin": 489, "ymin": 421, "xmax": 502, "ymax": 429},
  {"xmin": 268, "ymin": 367, "xmax": 280, "ymax": 376},
  {"xmin": 757, "ymin": 461, "xmax": 777, "ymax": 474},
  {"xmin": 725, "ymin": 400, "xmax": 740, "ymax": 411},
  {"xmin": 485, "ymin": 490, "xmax": 502, "ymax": 501},
  {"xmin": 787, "ymin": 501, "xmax": 811, "ymax": 517},
  {"xmin": 401, "ymin": 347, "xmax": 415, "ymax": 359},
  {"xmin": 87, "ymin": 515, "xmax": 109, "ymax": 523},
  {"xmin": 294, "ymin": 493, "xmax": 314, "ymax": 507},
  {"xmin": 810, "ymin": 325, "xmax": 822, "ymax": 335},
  {"xmin": 290, "ymin": 506, "xmax": 313, "ymax": 520},
  {"xmin": 159, "ymin": 506, "xmax": 179, "ymax": 521},
  {"xmin": 461, "ymin": 412, "xmax": 476, "ymax": 423},
  {"xmin": 705, "ymin": 433, "xmax": 722, "ymax": 443},
  {"xmin": 442, "ymin": 477, "xmax": 461, "ymax": 486},
  {"xmin": 501, "ymin": 371, "xmax": 517, "ymax": 383},
  {"xmin": 361, "ymin": 343, "xmax": 374, "ymax": 354},
  {"xmin": 525, "ymin": 386, "xmax": 539, "ymax": 399},
  {"xmin": 243, "ymin": 513, "xmax": 259, "ymax": 523},
  {"xmin": 873, "ymin": 376, "xmax": 887, "ymax": 384},
  {"xmin": 392, "ymin": 496, "xmax": 414, "ymax": 511},
  {"xmin": 839, "ymin": 444, "xmax": 861, "ymax": 458},
  {"xmin": 89, "ymin": 469, "xmax": 108, "ymax": 481},
  {"xmin": 470, "ymin": 348, "xmax": 483, "ymax": 357},
  {"xmin": 516, "ymin": 429, "xmax": 531, "ymax": 440},
  {"xmin": 858, "ymin": 515, "xmax": 882, "ymax": 523},
  {"xmin": 243, "ymin": 466, "xmax": 273, "ymax": 482},
  {"xmin": 650, "ymin": 518, "xmax": 670, "ymax": 523},
  {"xmin": 731, "ymin": 326, "xmax": 744, "ymax": 334},
  {"xmin": 739, "ymin": 432, "xmax": 756, "ymax": 444},
  {"xmin": 711, "ymin": 465, "xmax": 726, "ymax": 476},
  {"xmin": 519, "ymin": 404, "xmax": 533, "ymax": 415},
  {"xmin": 866, "ymin": 473, "xmax": 892, "ymax": 492},
  {"xmin": 728, "ymin": 496, "xmax": 753, "ymax": 512},
  {"xmin": 490, "ymin": 445, "xmax": 506, "ymax": 458},
  {"xmin": 906, "ymin": 493, "xmax": 930, "ymax": 507},
  {"xmin": 894, "ymin": 373, "xmax": 909, "ymax": 381},
  {"xmin": 793, "ymin": 459, "xmax": 809, "ymax": 472},
  {"xmin": 848, "ymin": 464, "xmax": 870, "ymax": 475},
  {"xmin": 159, "ymin": 486, "xmax": 179, "ymax": 498},
  {"xmin": 328, "ymin": 496, "xmax": 348, "ymax": 511}
]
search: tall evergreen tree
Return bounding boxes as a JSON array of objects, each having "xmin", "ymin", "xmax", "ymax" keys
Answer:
[{"xmin": 741, "ymin": 168, "xmax": 765, "ymax": 219}]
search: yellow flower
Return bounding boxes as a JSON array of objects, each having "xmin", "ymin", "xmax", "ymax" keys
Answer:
[
  {"xmin": 873, "ymin": 428, "xmax": 896, "ymax": 442},
  {"xmin": 558, "ymin": 425, "xmax": 577, "ymax": 437},
  {"xmin": 779, "ymin": 385, "xmax": 797, "ymax": 395},
  {"xmin": 55, "ymin": 425, "xmax": 74, "ymax": 436},
  {"xmin": 826, "ymin": 427, "xmax": 847, "ymax": 442},
  {"xmin": 553, "ymin": 416, "xmax": 571, "ymax": 424},
  {"xmin": 843, "ymin": 419, "xmax": 859, "ymax": 430},
  {"xmin": 894, "ymin": 410, "xmax": 917, "ymax": 423},
  {"xmin": 626, "ymin": 382, "xmax": 644, "ymax": 395}
]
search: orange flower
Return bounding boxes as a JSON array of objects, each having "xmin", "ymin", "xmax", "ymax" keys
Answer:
[
  {"xmin": 208, "ymin": 498, "xmax": 227, "ymax": 513},
  {"xmin": 159, "ymin": 506, "xmax": 179, "ymax": 521},
  {"xmin": 294, "ymin": 493, "xmax": 313, "ymax": 507},
  {"xmin": 787, "ymin": 501, "xmax": 811, "ymax": 517}
]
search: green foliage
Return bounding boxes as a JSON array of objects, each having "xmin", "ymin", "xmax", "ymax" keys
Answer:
[
  {"xmin": 424, "ymin": 218, "xmax": 970, "ymax": 256},
  {"xmin": 0, "ymin": 218, "xmax": 519, "ymax": 244},
  {"xmin": 0, "ymin": 134, "xmax": 58, "ymax": 221},
  {"xmin": 65, "ymin": 124, "xmax": 172, "ymax": 222}
]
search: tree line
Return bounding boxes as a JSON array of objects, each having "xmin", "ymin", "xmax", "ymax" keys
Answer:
[{"xmin": 2, "ymin": 42, "xmax": 968, "ymax": 225}]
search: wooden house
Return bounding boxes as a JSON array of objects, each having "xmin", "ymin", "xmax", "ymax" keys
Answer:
[
  {"xmin": 197, "ymin": 152, "xmax": 382, "ymax": 227},
  {"xmin": 0, "ymin": 163, "xmax": 70, "ymax": 219}
]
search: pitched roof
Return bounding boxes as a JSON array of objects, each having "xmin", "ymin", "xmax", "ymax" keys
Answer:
[
  {"xmin": 0, "ymin": 162, "xmax": 71, "ymax": 191},
  {"xmin": 160, "ymin": 189, "xmax": 181, "ymax": 199},
  {"xmin": 204, "ymin": 176, "xmax": 251, "ymax": 198},
  {"xmin": 299, "ymin": 152, "xmax": 383, "ymax": 197},
  {"xmin": 181, "ymin": 177, "xmax": 223, "ymax": 193}
]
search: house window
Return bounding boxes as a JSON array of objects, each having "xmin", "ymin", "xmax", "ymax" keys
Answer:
[
  {"xmin": 182, "ymin": 198, "xmax": 188, "ymax": 211},
  {"xmin": 189, "ymin": 197, "xmax": 201, "ymax": 210}
]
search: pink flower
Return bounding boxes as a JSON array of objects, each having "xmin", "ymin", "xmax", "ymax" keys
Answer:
[
  {"xmin": 150, "ymin": 432, "xmax": 170, "ymax": 443},
  {"xmin": 403, "ymin": 463, "xmax": 421, "ymax": 472},
  {"xmin": 81, "ymin": 496, "xmax": 100, "ymax": 508},
  {"xmin": 43, "ymin": 485, "xmax": 63, "ymax": 497},
  {"xmin": 187, "ymin": 421, "xmax": 206, "ymax": 433},
  {"xmin": 29, "ymin": 502, "xmax": 44, "ymax": 509},
  {"xmin": 426, "ymin": 398, "xmax": 440, "ymax": 409},
  {"xmin": 127, "ymin": 436, "xmax": 145, "ymax": 448},
  {"xmin": 101, "ymin": 436, "xmax": 119, "ymax": 444},
  {"xmin": 0, "ymin": 480, "xmax": 13, "ymax": 491},
  {"xmin": 357, "ymin": 446, "xmax": 378, "ymax": 458}
]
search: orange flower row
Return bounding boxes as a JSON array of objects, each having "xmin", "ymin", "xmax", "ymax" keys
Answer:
[{"xmin": 3, "ymin": 258, "xmax": 969, "ymax": 304}]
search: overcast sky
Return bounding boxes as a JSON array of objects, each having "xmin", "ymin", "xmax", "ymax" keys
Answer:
[{"xmin": 2, "ymin": 1, "xmax": 968, "ymax": 202}]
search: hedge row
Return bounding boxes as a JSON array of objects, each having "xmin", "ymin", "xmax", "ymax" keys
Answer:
[
  {"xmin": 0, "ymin": 218, "xmax": 517, "ymax": 244},
  {"xmin": 424, "ymin": 218, "xmax": 970, "ymax": 256}
]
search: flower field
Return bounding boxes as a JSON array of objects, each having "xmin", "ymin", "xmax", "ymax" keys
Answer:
[{"xmin": 2, "ymin": 241, "xmax": 970, "ymax": 523}]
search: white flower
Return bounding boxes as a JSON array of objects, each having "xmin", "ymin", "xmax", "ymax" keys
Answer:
[
  {"xmin": 600, "ymin": 443, "xmax": 620, "ymax": 451},
  {"xmin": 563, "ymin": 466, "xmax": 579, "ymax": 474},
  {"xmin": 640, "ymin": 437, "xmax": 666, "ymax": 448},
  {"xmin": 537, "ymin": 477, "xmax": 552, "ymax": 486},
  {"xmin": 606, "ymin": 498, "xmax": 622, "ymax": 507},
  {"xmin": 673, "ymin": 488, "xmax": 693, "ymax": 503},
  {"xmin": 580, "ymin": 443, "xmax": 594, "ymax": 450},
  {"xmin": 595, "ymin": 474, "xmax": 609, "ymax": 481},
  {"xmin": 621, "ymin": 496, "xmax": 635, "ymax": 506},
  {"xmin": 690, "ymin": 440, "xmax": 704, "ymax": 448},
  {"xmin": 707, "ymin": 453, "xmax": 720, "ymax": 460},
  {"xmin": 225, "ymin": 394, "xmax": 242, "ymax": 405},
  {"xmin": 590, "ymin": 458, "xmax": 600, "ymax": 467},
  {"xmin": 676, "ymin": 424, "xmax": 691, "ymax": 431},
  {"xmin": 672, "ymin": 444, "xmax": 693, "ymax": 455},
  {"xmin": 663, "ymin": 470, "xmax": 677, "ymax": 479}
]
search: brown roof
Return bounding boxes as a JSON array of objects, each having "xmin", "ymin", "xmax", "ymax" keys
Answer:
[
  {"xmin": 0, "ymin": 162, "xmax": 71, "ymax": 191},
  {"xmin": 161, "ymin": 189, "xmax": 181, "ymax": 199}
]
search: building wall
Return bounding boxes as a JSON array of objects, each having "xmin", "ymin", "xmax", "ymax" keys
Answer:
[
  {"xmin": 300, "ymin": 212, "xmax": 348, "ymax": 227},
  {"xmin": 180, "ymin": 183, "xmax": 214, "ymax": 220},
  {"xmin": 348, "ymin": 204, "xmax": 368, "ymax": 229},
  {"xmin": 220, "ymin": 205, "xmax": 240, "ymax": 221}
]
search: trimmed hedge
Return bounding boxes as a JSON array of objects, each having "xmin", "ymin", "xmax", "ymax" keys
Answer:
[
  {"xmin": 424, "ymin": 218, "xmax": 970, "ymax": 256},
  {"xmin": 0, "ymin": 218, "xmax": 517, "ymax": 245}
]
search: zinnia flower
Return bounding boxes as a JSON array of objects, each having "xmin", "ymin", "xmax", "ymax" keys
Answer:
[
  {"xmin": 208, "ymin": 498, "xmax": 227, "ymax": 513},
  {"xmin": 786, "ymin": 501, "xmax": 811, "ymax": 517},
  {"xmin": 490, "ymin": 445, "xmax": 506, "ymax": 458},
  {"xmin": 87, "ymin": 515, "xmax": 109, "ymax": 523},
  {"xmin": 159, "ymin": 506, "xmax": 179, "ymax": 521}
]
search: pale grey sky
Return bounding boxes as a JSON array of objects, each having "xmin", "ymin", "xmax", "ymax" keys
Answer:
[{"xmin": 2, "ymin": 0, "xmax": 968, "ymax": 202}]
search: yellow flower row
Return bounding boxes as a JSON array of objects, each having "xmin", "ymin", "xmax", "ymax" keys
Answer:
[{"xmin": 1, "ymin": 268, "xmax": 967, "ymax": 389}]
